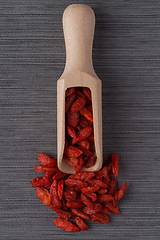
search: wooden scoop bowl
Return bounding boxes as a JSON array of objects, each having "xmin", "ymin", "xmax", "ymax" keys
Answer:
[{"xmin": 57, "ymin": 4, "xmax": 103, "ymax": 174}]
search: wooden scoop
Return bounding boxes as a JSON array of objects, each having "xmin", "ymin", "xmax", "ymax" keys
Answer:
[{"xmin": 57, "ymin": 4, "xmax": 103, "ymax": 174}]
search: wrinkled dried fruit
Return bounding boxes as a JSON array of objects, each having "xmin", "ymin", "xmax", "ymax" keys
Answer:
[
  {"xmin": 77, "ymin": 139, "xmax": 90, "ymax": 149},
  {"xmin": 81, "ymin": 193, "xmax": 94, "ymax": 208},
  {"xmin": 80, "ymin": 107, "xmax": 93, "ymax": 122},
  {"xmin": 104, "ymin": 202, "xmax": 120, "ymax": 215},
  {"xmin": 36, "ymin": 187, "xmax": 51, "ymax": 205},
  {"xmin": 97, "ymin": 194, "xmax": 114, "ymax": 202},
  {"xmin": 63, "ymin": 156, "xmax": 79, "ymax": 167},
  {"xmin": 72, "ymin": 127, "xmax": 92, "ymax": 144},
  {"xmin": 58, "ymin": 180, "xmax": 64, "ymax": 200},
  {"xmin": 83, "ymin": 87, "xmax": 92, "ymax": 101},
  {"xmin": 53, "ymin": 171, "xmax": 69, "ymax": 180},
  {"xmin": 83, "ymin": 203, "xmax": 102, "ymax": 215},
  {"xmin": 118, "ymin": 182, "xmax": 128, "ymax": 201},
  {"xmin": 38, "ymin": 153, "xmax": 56, "ymax": 166},
  {"xmin": 97, "ymin": 188, "xmax": 108, "ymax": 194},
  {"xmin": 90, "ymin": 213, "xmax": 110, "ymax": 224},
  {"xmin": 71, "ymin": 97, "xmax": 86, "ymax": 112},
  {"xmin": 107, "ymin": 178, "xmax": 118, "ymax": 195},
  {"xmin": 66, "ymin": 87, "xmax": 75, "ymax": 97},
  {"xmin": 66, "ymin": 200, "xmax": 85, "ymax": 209},
  {"xmin": 30, "ymin": 176, "xmax": 50, "ymax": 187},
  {"xmin": 51, "ymin": 205, "xmax": 72, "ymax": 220},
  {"xmin": 66, "ymin": 123, "xmax": 76, "ymax": 138},
  {"xmin": 64, "ymin": 146, "xmax": 83, "ymax": 158},
  {"xmin": 72, "ymin": 208, "xmax": 90, "ymax": 220},
  {"xmin": 64, "ymin": 190, "xmax": 77, "ymax": 201},
  {"xmin": 53, "ymin": 218, "xmax": 79, "ymax": 232},
  {"xmin": 81, "ymin": 186, "xmax": 100, "ymax": 194},
  {"xmin": 65, "ymin": 179, "xmax": 88, "ymax": 188},
  {"xmin": 75, "ymin": 155, "xmax": 84, "ymax": 173},
  {"xmin": 85, "ymin": 193, "xmax": 97, "ymax": 202},
  {"xmin": 68, "ymin": 111, "xmax": 79, "ymax": 127},
  {"xmin": 102, "ymin": 166, "xmax": 110, "ymax": 182},
  {"xmin": 75, "ymin": 217, "xmax": 88, "ymax": 231},
  {"xmin": 69, "ymin": 171, "xmax": 95, "ymax": 181},
  {"xmin": 50, "ymin": 180, "xmax": 62, "ymax": 208},
  {"xmin": 88, "ymin": 180, "xmax": 108, "ymax": 188},
  {"xmin": 85, "ymin": 155, "xmax": 96, "ymax": 168},
  {"xmin": 111, "ymin": 153, "xmax": 119, "ymax": 178},
  {"xmin": 65, "ymin": 93, "xmax": 76, "ymax": 112}
]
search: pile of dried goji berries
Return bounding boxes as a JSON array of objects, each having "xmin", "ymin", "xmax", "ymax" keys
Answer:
[
  {"xmin": 30, "ymin": 153, "xmax": 128, "ymax": 232},
  {"xmin": 64, "ymin": 87, "xmax": 96, "ymax": 172}
]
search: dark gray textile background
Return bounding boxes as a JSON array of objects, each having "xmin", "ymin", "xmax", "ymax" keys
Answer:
[{"xmin": 0, "ymin": 0, "xmax": 160, "ymax": 239}]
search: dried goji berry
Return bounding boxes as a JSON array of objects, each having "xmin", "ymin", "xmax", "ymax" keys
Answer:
[
  {"xmin": 58, "ymin": 180, "xmax": 64, "ymax": 200},
  {"xmin": 30, "ymin": 176, "xmax": 50, "ymax": 187},
  {"xmin": 65, "ymin": 185, "xmax": 81, "ymax": 194},
  {"xmin": 90, "ymin": 213, "xmax": 109, "ymax": 224},
  {"xmin": 97, "ymin": 194, "xmax": 114, "ymax": 202},
  {"xmin": 51, "ymin": 204, "xmax": 72, "ymax": 220},
  {"xmin": 64, "ymin": 146, "xmax": 83, "ymax": 158},
  {"xmin": 36, "ymin": 187, "xmax": 51, "ymax": 205},
  {"xmin": 69, "ymin": 171, "xmax": 95, "ymax": 181},
  {"xmin": 61, "ymin": 198, "xmax": 68, "ymax": 211},
  {"xmin": 66, "ymin": 123, "xmax": 76, "ymax": 138},
  {"xmin": 43, "ymin": 181, "xmax": 53, "ymax": 189},
  {"xmin": 63, "ymin": 156, "xmax": 79, "ymax": 167},
  {"xmin": 38, "ymin": 153, "xmax": 56, "ymax": 166},
  {"xmin": 71, "ymin": 97, "xmax": 86, "ymax": 112},
  {"xmin": 80, "ymin": 107, "xmax": 93, "ymax": 122},
  {"xmin": 88, "ymin": 180, "xmax": 108, "ymax": 188},
  {"xmin": 83, "ymin": 87, "xmax": 92, "ymax": 101},
  {"xmin": 107, "ymin": 178, "xmax": 118, "ymax": 195},
  {"xmin": 33, "ymin": 165, "xmax": 46, "ymax": 173},
  {"xmin": 46, "ymin": 169, "xmax": 59, "ymax": 178},
  {"xmin": 53, "ymin": 171, "xmax": 69, "ymax": 180},
  {"xmin": 65, "ymin": 179, "xmax": 88, "ymax": 188},
  {"xmin": 102, "ymin": 166, "xmax": 110, "ymax": 182},
  {"xmin": 71, "ymin": 208, "xmax": 90, "ymax": 220},
  {"xmin": 66, "ymin": 200, "xmax": 85, "ymax": 209},
  {"xmin": 66, "ymin": 87, "xmax": 75, "ymax": 97},
  {"xmin": 104, "ymin": 202, "xmax": 120, "ymax": 215},
  {"xmin": 50, "ymin": 180, "xmax": 62, "ymax": 208},
  {"xmin": 64, "ymin": 190, "xmax": 77, "ymax": 201},
  {"xmin": 77, "ymin": 139, "xmax": 90, "ymax": 149},
  {"xmin": 76, "ymin": 90, "xmax": 86, "ymax": 100},
  {"xmin": 76, "ymin": 125, "xmax": 82, "ymax": 131},
  {"xmin": 75, "ymin": 217, "xmax": 88, "ymax": 231},
  {"xmin": 81, "ymin": 193, "xmax": 94, "ymax": 208},
  {"xmin": 85, "ymin": 155, "xmax": 96, "ymax": 168},
  {"xmin": 100, "ymin": 206, "xmax": 111, "ymax": 214},
  {"xmin": 85, "ymin": 192, "xmax": 97, "ymax": 202},
  {"xmin": 65, "ymin": 92, "xmax": 76, "ymax": 112},
  {"xmin": 117, "ymin": 182, "xmax": 128, "ymax": 201},
  {"xmin": 68, "ymin": 111, "xmax": 79, "ymax": 127},
  {"xmin": 53, "ymin": 218, "xmax": 79, "ymax": 232},
  {"xmin": 95, "ymin": 169, "xmax": 103, "ymax": 180},
  {"xmin": 78, "ymin": 146, "xmax": 94, "ymax": 157},
  {"xmin": 81, "ymin": 186, "xmax": 100, "ymax": 194},
  {"xmin": 75, "ymin": 155, "xmax": 84, "ymax": 173},
  {"xmin": 106, "ymin": 163, "xmax": 112, "ymax": 175},
  {"xmin": 87, "ymin": 134, "xmax": 94, "ymax": 143},
  {"xmin": 83, "ymin": 203, "xmax": 102, "ymax": 214},
  {"xmin": 72, "ymin": 127, "xmax": 92, "ymax": 144},
  {"xmin": 86, "ymin": 104, "xmax": 92, "ymax": 113},
  {"xmin": 97, "ymin": 189, "xmax": 108, "ymax": 194},
  {"xmin": 111, "ymin": 153, "xmax": 120, "ymax": 178}
]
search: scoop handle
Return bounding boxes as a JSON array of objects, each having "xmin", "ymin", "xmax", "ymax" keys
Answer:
[{"xmin": 62, "ymin": 4, "xmax": 95, "ymax": 74}]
